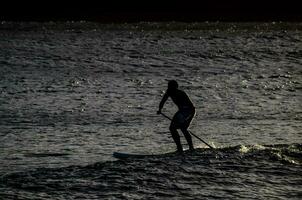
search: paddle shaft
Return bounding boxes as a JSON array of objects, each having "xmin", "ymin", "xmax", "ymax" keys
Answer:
[{"xmin": 160, "ymin": 112, "xmax": 214, "ymax": 149}]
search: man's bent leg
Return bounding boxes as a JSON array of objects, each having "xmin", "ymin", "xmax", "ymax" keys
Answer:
[
  {"xmin": 169, "ymin": 125, "xmax": 183, "ymax": 153},
  {"xmin": 181, "ymin": 128, "xmax": 194, "ymax": 151}
]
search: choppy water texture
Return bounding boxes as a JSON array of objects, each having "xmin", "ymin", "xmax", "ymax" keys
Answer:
[{"xmin": 0, "ymin": 22, "xmax": 301, "ymax": 199}]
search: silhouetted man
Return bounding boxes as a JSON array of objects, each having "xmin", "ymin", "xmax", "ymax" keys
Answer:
[{"xmin": 157, "ymin": 80, "xmax": 195, "ymax": 153}]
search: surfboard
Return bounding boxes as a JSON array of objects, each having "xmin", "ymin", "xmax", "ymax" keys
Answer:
[
  {"xmin": 113, "ymin": 149, "xmax": 198, "ymax": 159},
  {"xmin": 113, "ymin": 152, "xmax": 154, "ymax": 159}
]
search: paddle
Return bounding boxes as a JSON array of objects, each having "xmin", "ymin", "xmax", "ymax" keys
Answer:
[{"xmin": 160, "ymin": 112, "xmax": 214, "ymax": 149}]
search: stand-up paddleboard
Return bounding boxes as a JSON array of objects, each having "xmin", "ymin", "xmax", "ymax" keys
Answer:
[
  {"xmin": 113, "ymin": 152, "xmax": 153, "ymax": 159},
  {"xmin": 113, "ymin": 148, "xmax": 204, "ymax": 159}
]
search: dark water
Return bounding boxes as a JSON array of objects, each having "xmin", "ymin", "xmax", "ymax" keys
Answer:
[
  {"xmin": 0, "ymin": 21, "xmax": 301, "ymax": 199},
  {"xmin": 1, "ymin": 144, "xmax": 302, "ymax": 199}
]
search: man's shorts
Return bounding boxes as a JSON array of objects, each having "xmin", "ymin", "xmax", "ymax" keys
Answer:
[{"xmin": 171, "ymin": 108, "xmax": 195, "ymax": 129}]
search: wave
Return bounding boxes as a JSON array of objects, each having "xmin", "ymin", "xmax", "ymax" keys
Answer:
[{"xmin": 1, "ymin": 143, "xmax": 301, "ymax": 199}]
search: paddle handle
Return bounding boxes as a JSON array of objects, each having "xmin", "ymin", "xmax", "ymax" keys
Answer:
[{"xmin": 160, "ymin": 112, "xmax": 214, "ymax": 149}]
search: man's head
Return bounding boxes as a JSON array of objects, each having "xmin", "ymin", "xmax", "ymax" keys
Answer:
[{"xmin": 168, "ymin": 80, "xmax": 178, "ymax": 91}]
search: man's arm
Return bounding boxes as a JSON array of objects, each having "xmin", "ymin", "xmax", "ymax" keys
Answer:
[{"xmin": 157, "ymin": 91, "xmax": 169, "ymax": 114}]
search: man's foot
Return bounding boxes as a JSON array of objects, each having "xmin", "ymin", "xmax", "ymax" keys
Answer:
[
  {"xmin": 189, "ymin": 147, "xmax": 195, "ymax": 152},
  {"xmin": 176, "ymin": 148, "xmax": 184, "ymax": 154}
]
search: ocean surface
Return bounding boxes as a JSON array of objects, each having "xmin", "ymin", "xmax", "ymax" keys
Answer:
[{"xmin": 0, "ymin": 21, "xmax": 301, "ymax": 199}]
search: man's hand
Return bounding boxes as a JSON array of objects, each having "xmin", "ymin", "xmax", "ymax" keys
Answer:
[{"xmin": 157, "ymin": 110, "xmax": 161, "ymax": 115}]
